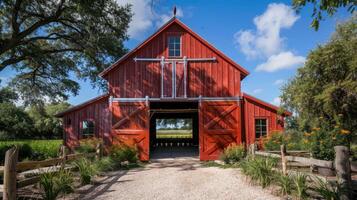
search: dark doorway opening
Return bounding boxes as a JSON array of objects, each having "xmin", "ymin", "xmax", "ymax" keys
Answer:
[{"xmin": 149, "ymin": 101, "xmax": 199, "ymax": 159}]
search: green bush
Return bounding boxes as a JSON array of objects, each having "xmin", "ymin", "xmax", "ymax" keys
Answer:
[
  {"xmin": 95, "ymin": 157, "xmax": 116, "ymax": 172},
  {"xmin": 263, "ymin": 130, "xmax": 309, "ymax": 151},
  {"xmin": 74, "ymin": 158, "xmax": 97, "ymax": 185},
  {"xmin": 109, "ymin": 144, "xmax": 138, "ymax": 166},
  {"xmin": 75, "ymin": 138, "xmax": 102, "ymax": 153},
  {"xmin": 39, "ymin": 169, "xmax": 74, "ymax": 200},
  {"xmin": 292, "ymin": 172, "xmax": 309, "ymax": 200},
  {"xmin": 220, "ymin": 143, "xmax": 246, "ymax": 164},
  {"xmin": 274, "ymin": 172, "xmax": 294, "ymax": 196},
  {"xmin": 240, "ymin": 157, "xmax": 277, "ymax": 188}
]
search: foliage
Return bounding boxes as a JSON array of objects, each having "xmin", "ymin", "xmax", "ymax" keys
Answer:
[
  {"xmin": 0, "ymin": 102, "xmax": 34, "ymax": 139},
  {"xmin": 304, "ymin": 116, "xmax": 351, "ymax": 160},
  {"xmin": 351, "ymin": 145, "xmax": 357, "ymax": 161},
  {"xmin": 262, "ymin": 130, "xmax": 309, "ymax": 151},
  {"xmin": 0, "ymin": 0, "xmax": 132, "ymax": 104},
  {"xmin": 292, "ymin": 0, "xmax": 356, "ymax": 30},
  {"xmin": 0, "ymin": 86, "xmax": 18, "ymax": 103},
  {"xmin": 240, "ymin": 157, "xmax": 278, "ymax": 188},
  {"xmin": 220, "ymin": 143, "xmax": 246, "ymax": 164},
  {"xmin": 109, "ymin": 144, "xmax": 138, "ymax": 167},
  {"xmin": 312, "ymin": 177, "xmax": 346, "ymax": 200},
  {"xmin": 274, "ymin": 172, "xmax": 294, "ymax": 196},
  {"xmin": 281, "ymin": 15, "xmax": 357, "ymax": 143},
  {"xmin": 292, "ymin": 172, "xmax": 309, "ymax": 200},
  {"xmin": 0, "ymin": 140, "xmax": 61, "ymax": 164},
  {"xmin": 74, "ymin": 158, "xmax": 97, "ymax": 185},
  {"xmin": 75, "ymin": 137, "xmax": 102, "ymax": 153},
  {"xmin": 27, "ymin": 102, "xmax": 71, "ymax": 138},
  {"xmin": 95, "ymin": 157, "xmax": 116, "ymax": 172},
  {"xmin": 39, "ymin": 169, "xmax": 74, "ymax": 200}
]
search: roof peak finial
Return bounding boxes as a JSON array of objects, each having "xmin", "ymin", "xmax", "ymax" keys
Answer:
[{"xmin": 173, "ymin": 6, "xmax": 177, "ymax": 17}]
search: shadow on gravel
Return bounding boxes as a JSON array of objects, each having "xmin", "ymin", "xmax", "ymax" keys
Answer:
[{"xmin": 75, "ymin": 170, "xmax": 129, "ymax": 200}]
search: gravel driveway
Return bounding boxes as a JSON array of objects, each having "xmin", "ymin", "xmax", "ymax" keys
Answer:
[{"xmin": 69, "ymin": 157, "xmax": 279, "ymax": 200}]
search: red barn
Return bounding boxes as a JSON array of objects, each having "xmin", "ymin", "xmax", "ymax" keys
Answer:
[{"xmin": 56, "ymin": 17, "xmax": 291, "ymax": 161}]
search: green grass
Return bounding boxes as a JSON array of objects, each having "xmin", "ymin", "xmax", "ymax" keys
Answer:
[
  {"xmin": 0, "ymin": 140, "xmax": 62, "ymax": 162},
  {"xmin": 156, "ymin": 129, "xmax": 192, "ymax": 139}
]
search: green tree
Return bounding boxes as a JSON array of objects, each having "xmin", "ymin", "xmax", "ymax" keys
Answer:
[
  {"xmin": 0, "ymin": 84, "xmax": 18, "ymax": 103},
  {"xmin": 28, "ymin": 102, "xmax": 71, "ymax": 138},
  {"xmin": 0, "ymin": 102, "xmax": 34, "ymax": 139},
  {"xmin": 281, "ymin": 15, "xmax": 357, "ymax": 140},
  {"xmin": 292, "ymin": 0, "xmax": 356, "ymax": 30},
  {"xmin": 0, "ymin": 0, "xmax": 132, "ymax": 105}
]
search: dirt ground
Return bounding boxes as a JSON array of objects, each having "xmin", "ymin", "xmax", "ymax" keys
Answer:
[{"xmin": 67, "ymin": 157, "xmax": 280, "ymax": 200}]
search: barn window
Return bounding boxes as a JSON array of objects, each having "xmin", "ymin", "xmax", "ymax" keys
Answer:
[
  {"xmin": 81, "ymin": 120, "xmax": 95, "ymax": 138},
  {"xmin": 255, "ymin": 119, "xmax": 267, "ymax": 138},
  {"xmin": 168, "ymin": 35, "xmax": 181, "ymax": 57}
]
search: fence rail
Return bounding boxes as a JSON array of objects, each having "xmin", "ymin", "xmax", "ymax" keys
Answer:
[{"xmin": 1, "ymin": 144, "xmax": 103, "ymax": 200}]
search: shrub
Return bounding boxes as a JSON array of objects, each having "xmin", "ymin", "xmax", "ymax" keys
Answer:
[
  {"xmin": 220, "ymin": 143, "xmax": 246, "ymax": 164},
  {"xmin": 274, "ymin": 172, "xmax": 294, "ymax": 196},
  {"xmin": 306, "ymin": 116, "xmax": 351, "ymax": 161},
  {"xmin": 240, "ymin": 157, "xmax": 277, "ymax": 188},
  {"xmin": 39, "ymin": 169, "xmax": 74, "ymax": 200},
  {"xmin": 75, "ymin": 138, "xmax": 102, "ymax": 153},
  {"xmin": 292, "ymin": 172, "xmax": 309, "ymax": 200},
  {"xmin": 95, "ymin": 157, "xmax": 116, "ymax": 172},
  {"xmin": 74, "ymin": 158, "xmax": 97, "ymax": 185},
  {"xmin": 109, "ymin": 144, "xmax": 138, "ymax": 166},
  {"xmin": 263, "ymin": 130, "xmax": 309, "ymax": 151}
]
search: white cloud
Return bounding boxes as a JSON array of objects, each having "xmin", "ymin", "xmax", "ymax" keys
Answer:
[
  {"xmin": 234, "ymin": 3, "xmax": 299, "ymax": 58},
  {"xmin": 272, "ymin": 97, "xmax": 281, "ymax": 106},
  {"xmin": 256, "ymin": 51, "xmax": 305, "ymax": 72},
  {"xmin": 116, "ymin": 0, "xmax": 183, "ymax": 39},
  {"xmin": 156, "ymin": 7, "xmax": 184, "ymax": 27},
  {"xmin": 274, "ymin": 79, "xmax": 285, "ymax": 85},
  {"xmin": 252, "ymin": 88, "xmax": 263, "ymax": 94}
]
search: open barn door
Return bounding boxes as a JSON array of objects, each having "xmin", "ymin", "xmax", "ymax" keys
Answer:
[
  {"xmin": 111, "ymin": 102, "xmax": 150, "ymax": 161},
  {"xmin": 199, "ymin": 101, "xmax": 241, "ymax": 160}
]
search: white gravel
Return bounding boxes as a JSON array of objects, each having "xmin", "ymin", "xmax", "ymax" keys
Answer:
[{"xmin": 68, "ymin": 157, "xmax": 280, "ymax": 200}]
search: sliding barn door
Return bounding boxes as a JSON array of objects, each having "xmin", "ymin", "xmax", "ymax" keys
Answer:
[
  {"xmin": 199, "ymin": 101, "xmax": 241, "ymax": 160},
  {"xmin": 111, "ymin": 102, "xmax": 149, "ymax": 161}
]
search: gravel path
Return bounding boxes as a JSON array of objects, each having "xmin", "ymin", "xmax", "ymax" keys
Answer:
[{"xmin": 69, "ymin": 157, "xmax": 279, "ymax": 200}]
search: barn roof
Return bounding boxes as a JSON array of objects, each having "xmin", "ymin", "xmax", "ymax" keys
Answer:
[
  {"xmin": 54, "ymin": 94, "xmax": 109, "ymax": 117},
  {"xmin": 243, "ymin": 93, "xmax": 292, "ymax": 116},
  {"xmin": 99, "ymin": 17, "xmax": 249, "ymax": 79}
]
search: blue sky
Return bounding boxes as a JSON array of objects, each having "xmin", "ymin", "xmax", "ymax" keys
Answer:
[{"xmin": 0, "ymin": 0, "xmax": 351, "ymax": 106}]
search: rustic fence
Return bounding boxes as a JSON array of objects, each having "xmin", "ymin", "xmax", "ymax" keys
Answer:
[
  {"xmin": 250, "ymin": 144, "xmax": 355, "ymax": 200},
  {"xmin": 1, "ymin": 143, "xmax": 103, "ymax": 200}
]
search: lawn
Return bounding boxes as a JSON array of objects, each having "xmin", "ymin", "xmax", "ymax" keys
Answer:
[
  {"xmin": 0, "ymin": 139, "xmax": 63, "ymax": 163},
  {"xmin": 156, "ymin": 129, "xmax": 193, "ymax": 139}
]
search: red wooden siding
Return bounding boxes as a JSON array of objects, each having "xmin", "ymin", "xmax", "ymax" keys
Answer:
[
  {"xmin": 242, "ymin": 94, "xmax": 286, "ymax": 145},
  {"xmin": 62, "ymin": 96, "xmax": 110, "ymax": 148},
  {"xmin": 106, "ymin": 22, "xmax": 242, "ymax": 98}
]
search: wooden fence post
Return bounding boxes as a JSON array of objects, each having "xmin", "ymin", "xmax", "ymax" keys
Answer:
[
  {"xmin": 334, "ymin": 146, "xmax": 351, "ymax": 200},
  {"xmin": 248, "ymin": 144, "xmax": 255, "ymax": 159},
  {"xmin": 3, "ymin": 146, "xmax": 19, "ymax": 200},
  {"xmin": 280, "ymin": 144, "xmax": 287, "ymax": 175},
  {"xmin": 60, "ymin": 145, "xmax": 67, "ymax": 169},
  {"xmin": 96, "ymin": 143, "xmax": 103, "ymax": 160}
]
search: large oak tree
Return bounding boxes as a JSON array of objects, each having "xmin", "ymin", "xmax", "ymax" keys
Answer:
[{"xmin": 0, "ymin": 0, "xmax": 132, "ymax": 104}]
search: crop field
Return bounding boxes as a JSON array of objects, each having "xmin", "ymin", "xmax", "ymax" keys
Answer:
[
  {"xmin": 156, "ymin": 129, "xmax": 193, "ymax": 139},
  {"xmin": 0, "ymin": 140, "xmax": 63, "ymax": 163}
]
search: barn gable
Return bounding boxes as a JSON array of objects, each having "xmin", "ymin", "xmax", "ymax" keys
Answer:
[{"xmin": 100, "ymin": 17, "xmax": 249, "ymax": 98}]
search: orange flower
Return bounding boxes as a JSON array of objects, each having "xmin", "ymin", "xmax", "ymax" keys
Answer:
[
  {"xmin": 340, "ymin": 129, "xmax": 350, "ymax": 135},
  {"xmin": 312, "ymin": 127, "xmax": 321, "ymax": 131},
  {"xmin": 304, "ymin": 132, "xmax": 311, "ymax": 137}
]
